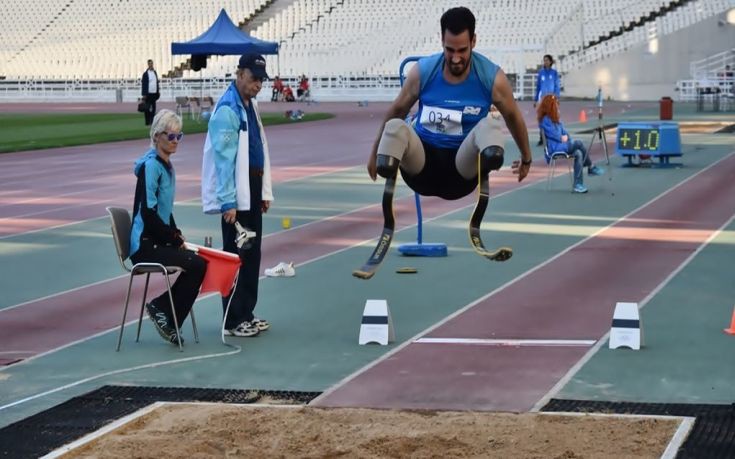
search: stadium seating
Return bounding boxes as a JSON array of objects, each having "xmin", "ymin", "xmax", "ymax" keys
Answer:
[
  {"xmin": 0, "ymin": 0, "xmax": 268, "ymax": 79},
  {"xmin": 0, "ymin": 0, "xmax": 730, "ymax": 82}
]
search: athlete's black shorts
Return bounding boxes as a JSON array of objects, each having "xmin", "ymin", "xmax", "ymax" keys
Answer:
[{"xmin": 401, "ymin": 141, "xmax": 477, "ymax": 200}]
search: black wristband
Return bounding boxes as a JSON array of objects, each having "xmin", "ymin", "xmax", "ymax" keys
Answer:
[{"xmin": 521, "ymin": 158, "xmax": 532, "ymax": 165}]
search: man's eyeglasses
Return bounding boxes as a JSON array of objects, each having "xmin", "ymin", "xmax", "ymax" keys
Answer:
[{"xmin": 160, "ymin": 132, "xmax": 184, "ymax": 141}]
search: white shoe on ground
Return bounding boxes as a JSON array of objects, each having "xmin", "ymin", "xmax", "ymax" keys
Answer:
[
  {"xmin": 251, "ymin": 317, "xmax": 270, "ymax": 331},
  {"xmin": 264, "ymin": 261, "xmax": 295, "ymax": 277}
]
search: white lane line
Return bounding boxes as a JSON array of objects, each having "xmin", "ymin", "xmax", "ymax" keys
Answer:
[
  {"xmin": 311, "ymin": 151, "xmax": 735, "ymax": 406},
  {"xmin": 0, "ymin": 168, "xmax": 533, "ymax": 375},
  {"xmin": 0, "ymin": 274, "xmax": 128, "ymax": 314},
  {"xmin": 530, "ymin": 210, "xmax": 735, "ymax": 413},
  {"xmin": 662, "ymin": 416, "xmax": 697, "ymax": 459},
  {"xmin": 0, "ymin": 163, "xmax": 508, "ymax": 313},
  {"xmin": 414, "ymin": 338, "xmax": 596, "ymax": 347},
  {"xmin": 0, "ymin": 346, "xmax": 242, "ymax": 413},
  {"xmin": 0, "ymin": 164, "xmax": 358, "ymax": 241},
  {"xmin": 540, "ymin": 412, "xmax": 695, "ymax": 459}
]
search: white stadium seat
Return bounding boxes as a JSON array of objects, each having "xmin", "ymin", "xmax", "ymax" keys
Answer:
[{"xmin": 0, "ymin": 0, "xmax": 730, "ymax": 84}]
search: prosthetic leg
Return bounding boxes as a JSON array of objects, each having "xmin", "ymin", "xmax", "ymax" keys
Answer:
[
  {"xmin": 468, "ymin": 146, "xmax": 513, "ymax": 262},
  {"xmin": 352, "ymin": 155, "xmax": 398, "ymax": 279}
]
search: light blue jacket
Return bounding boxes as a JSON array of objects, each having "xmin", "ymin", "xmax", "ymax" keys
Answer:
[
  {"xmin": 130, "ymin": 149, "xmax": 179, "ymax": 256},
  {"xmin": 201, "ymin": 82, "xmax": 273, "ymax": 214}
]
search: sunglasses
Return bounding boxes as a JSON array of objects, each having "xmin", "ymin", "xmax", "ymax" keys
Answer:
[{"xmin": 160, "ymin": 131, "xmax": 184, "ymax": 141}]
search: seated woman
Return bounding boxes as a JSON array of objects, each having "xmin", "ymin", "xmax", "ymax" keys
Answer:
[
  {"xmin": 130, "ymin": 109, "xmax": 207, "ymax": 345},
  {"xmin": 537, "ymin": 94, "xmax": 604, "ymax": 193}
]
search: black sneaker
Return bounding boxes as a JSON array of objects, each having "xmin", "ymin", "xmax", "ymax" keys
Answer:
[
  {"xmin": 145, "ymin": 302, "xmax": 176, "ymax": 343},
  {"xmin": 168, "ymin": 331, "xmax": 185, "ymax": 345}
]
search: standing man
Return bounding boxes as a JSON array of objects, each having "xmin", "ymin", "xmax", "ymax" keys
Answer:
[
  {"xmin": 201, "ymin": 54, "xmax": 273, "ymax": 337},
  {"xmin": 533, "ymin": 54, "xmax": 560, "ymax": 145},
  {"xmin": 141, "ymin": 59, "xmax": 160, "ymax": 126}
]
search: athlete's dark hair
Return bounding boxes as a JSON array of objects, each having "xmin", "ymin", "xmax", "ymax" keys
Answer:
[
  {"xmin": 543, "ymin": 54, "xmax": 555, "ymax": 65},
  {"xmin": 440, "ymin": 7, "xmax": 475, "ymax": 38}
]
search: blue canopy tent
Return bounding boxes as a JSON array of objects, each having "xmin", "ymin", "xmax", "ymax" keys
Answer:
[{"xmin": 171, "ymin": 9, "xmax": 278, "ymax": 71}]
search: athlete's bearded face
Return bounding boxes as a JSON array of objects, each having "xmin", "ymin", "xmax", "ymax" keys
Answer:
[{"xmin": 442, "ymin": 29, "xmax": 475, "ymax": 77}]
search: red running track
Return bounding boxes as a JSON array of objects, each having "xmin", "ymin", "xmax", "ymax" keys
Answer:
[
  {"xmin": 0, "ymin": 100, "xmax": 627, "ymax": 365},
  {"xmin": 315, "ymin": 152, "xmax": 735, "ymax": 412}
]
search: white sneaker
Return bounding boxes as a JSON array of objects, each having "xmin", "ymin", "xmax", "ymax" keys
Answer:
[
  {"xmin": 264, "ymin": 262, "xmax": 295, "ymax": 277},
  {"xmin": 251, "ymin": 317, "xmax": 270, "ymax": 331},
  {"xmin": 224, "ymin": 321, "xmax": 260, "ymax": 337}
]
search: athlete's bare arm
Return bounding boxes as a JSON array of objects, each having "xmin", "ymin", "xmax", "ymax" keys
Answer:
[
  {"xmin": 367, "ymin": 65, "xmax": 420, "ymax": 181},
  {"xmin": 492, "ymin": 69, "xmax": 533, "ymax": 182}
]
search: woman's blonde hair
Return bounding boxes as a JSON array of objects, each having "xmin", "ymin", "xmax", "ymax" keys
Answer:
[{"xmin": 149, "ymin": 109, "xmax": 182, "ymax": 148}]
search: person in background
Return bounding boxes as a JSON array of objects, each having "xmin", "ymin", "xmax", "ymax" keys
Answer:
[
  {"xmin": 297, "ymin": 75, "xmax": 310, "ymax": 100},
  {"xmin": 201, "ymin": 54, "xmax": 273, "ymax": 337},
  {"xmin": 283, "ymin": 85, "xmax": 295, "ymax": 102},
  {"xmin": 533, "ymin": 54, "xmax": 560, "ymax": 145},
  {"xmin": 271, "ymin": 76, "xmax": 284, "ymax": 102},
  {"xmin": 141, "ymin": 59, "xmax": 160, "ymax": 126},
  {"xmin": 537, "ymin": 94, "xmax": 604, "ymax": 194},
  {"xmin": 130, "ymin": 109, "xmax": 206, "ymax": 345}
]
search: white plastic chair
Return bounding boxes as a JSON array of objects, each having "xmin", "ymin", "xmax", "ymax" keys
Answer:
[{"xmin": 175, "ymin": 96, "xmax": 195, "ymax": 119}]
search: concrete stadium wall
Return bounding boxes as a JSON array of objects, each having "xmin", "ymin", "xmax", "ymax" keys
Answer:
[{"xmin": 563, "ymin": 13, "xmax": 735, "ymax": 101}]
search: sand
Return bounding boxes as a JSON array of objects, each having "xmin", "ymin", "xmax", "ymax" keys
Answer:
[{"xmin": 64, "ymin": 403, "xmax": 682, "ymax": 458}]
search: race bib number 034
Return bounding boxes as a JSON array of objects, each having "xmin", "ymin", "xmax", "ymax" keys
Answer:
[{"xmin": 420, "ymin": 105, "xmax": 463, "ymax": 135}]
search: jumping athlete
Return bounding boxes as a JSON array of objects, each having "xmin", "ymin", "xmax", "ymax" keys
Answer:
[{"xmin": 356, "ymin": 7, "xmax": 533, "ymax": 279}]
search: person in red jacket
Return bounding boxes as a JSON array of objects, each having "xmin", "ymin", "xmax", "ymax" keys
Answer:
[{"xmin": 283, "ymin": 85, "xmax": 295, "ymax": 102}]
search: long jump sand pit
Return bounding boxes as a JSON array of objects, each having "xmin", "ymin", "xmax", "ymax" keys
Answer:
[{"xmin": 62, "ymin": 403, "xmax": 689, "ymax": 458}]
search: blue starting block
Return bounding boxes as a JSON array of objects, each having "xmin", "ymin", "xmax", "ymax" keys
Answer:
[{"xmin": 398, "ymin": 193, "xmax": 448, "ymax": 257}]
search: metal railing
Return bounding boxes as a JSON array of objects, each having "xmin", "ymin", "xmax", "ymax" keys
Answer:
[
  {"xmin": 676, "ymin": 77, "xmax": 735, "ymax": 101},
  {"xmin": 689, "ymin": 48, "xmax": 735, "ymax": 79},
  {"xmin": 0, "ymin": 72, "xmax": 534, "ymax": 103}
]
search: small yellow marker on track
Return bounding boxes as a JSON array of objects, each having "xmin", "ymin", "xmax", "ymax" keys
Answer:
[{"xmin": 396, "ymin": 267, "xmax": 418, "ymax": 274}]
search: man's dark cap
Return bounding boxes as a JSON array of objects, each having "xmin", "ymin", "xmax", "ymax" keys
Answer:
[{"xmin": 238, "ymin": 54, "xmax": 268, "ymax": 80}]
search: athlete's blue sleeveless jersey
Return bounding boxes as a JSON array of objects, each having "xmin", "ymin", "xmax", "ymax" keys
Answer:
[{"xmin": 414, "ymin": 52, "xmax": 498, "ymax": 149}]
